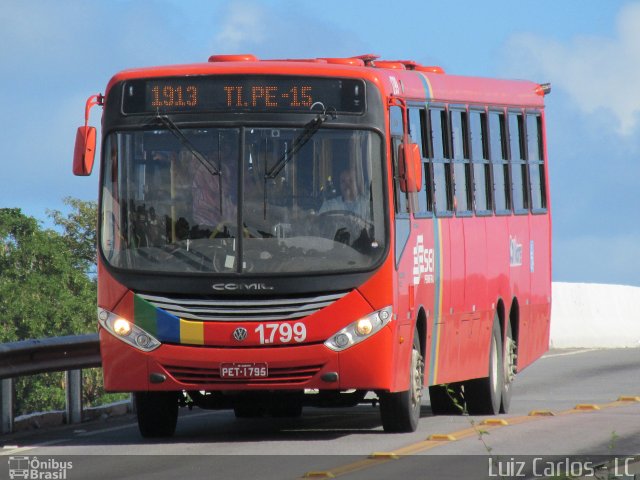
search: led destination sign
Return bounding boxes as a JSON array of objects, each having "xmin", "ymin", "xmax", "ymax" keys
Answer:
[{"xmin": 122, "ymin": 76, "xmax": 365, "ymax": 114}]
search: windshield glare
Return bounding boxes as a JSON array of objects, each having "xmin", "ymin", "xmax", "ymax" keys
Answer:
[{"xmin": 101, "ymin": 127, "xmax": 385, "ymax": 275}]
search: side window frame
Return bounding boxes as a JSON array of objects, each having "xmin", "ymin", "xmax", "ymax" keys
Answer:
[
  {"xmin": 408, "ymin": 104, "xmax": 433, "ymax": 219},
  {"xmin": 390, "ymin": 105, "xmax": 409, "ymax": 217},
  {"xmin": 450, "ymin": 106, "xmax": 473, "ymax": 217},
  {"xmin": 488, "ymin": 108, "xmax": 512, "ymax": 215},
  {"xmin": 525, "ymin": 110, "xmax": 548, "ymax": 214},
  {"xmin": 469, "ymin": 106, "xmax": 493, "ymax": 216},
  {"xmin": 428, "ymin": 105, "xmax": 454, "ymax": 217},
  {"xmin": 508, "ymin": 109, "xmax": 530, "ymax": 215}
]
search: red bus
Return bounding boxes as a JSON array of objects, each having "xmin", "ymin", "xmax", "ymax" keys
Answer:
[{"xmin": 73, "ymin": 54, "xmax": 551, "ymax": 436}]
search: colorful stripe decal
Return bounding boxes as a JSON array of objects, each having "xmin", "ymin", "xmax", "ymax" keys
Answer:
[
  {"xmin": 180, "ymin": 319, "xmax": 205, "ymax": 345},
  {"xmin": 428, "ymin": 218, "xmax": 444, "ymax": 385},
  {"xmin": 133, "ymin": 294, "xmax": 180, "ymax": 344},
  {"xmin": 415, "ymin": 72, "xmax": 434, "ymax": 101},
  {"xmin": 416, "ymin": 70, "xmax": 442, "ymax": 385},
  {"xmin": 134, "ymin": 295, "xmax": 159, "ymax": 336}
]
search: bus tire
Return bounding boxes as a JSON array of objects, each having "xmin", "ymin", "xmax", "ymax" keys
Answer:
[
  {"xmin": 135, "ymin": 391, "xmax": 179, "ymax": 438},
  {"xmin": 501, "ymin": 321, "xmax": 516, "ymax": 413},
  {"xmin": 379, "ymin": 331, "xmax": 424, "ymax": 432},
  {"xmin": 464, "ymin": 315, "xmax": 503, "ymax": 415}
]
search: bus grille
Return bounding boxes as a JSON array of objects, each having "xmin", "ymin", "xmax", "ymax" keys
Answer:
[
  {"xmin": 163, "ymin": 364, "xmax": 323, "ymax": 386},
  {"xmin": 137, "ymin": 291, "xmax": 349, "ymax": 321}
]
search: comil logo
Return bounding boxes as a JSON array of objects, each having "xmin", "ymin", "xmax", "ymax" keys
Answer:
[
  {"xmin": 8, "ymin": 456, "xmax": 73, "ymax": 479},
  {"xmin": 212, "ymin": 282, "xmax": 274, "ymax": 292},
  {"xmin": 413, "ymin": 235, "xmax": 435, "ymax": 285}
]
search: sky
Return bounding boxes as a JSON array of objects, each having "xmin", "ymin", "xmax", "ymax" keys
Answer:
[{"xmin": 1, "ymin": 0, "xmax": 639, "ymax": 287}]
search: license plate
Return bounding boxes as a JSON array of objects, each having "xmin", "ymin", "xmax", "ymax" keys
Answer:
[{"xmin": 220, "ymin": 362, "xmax": 268, "ymax": 379}]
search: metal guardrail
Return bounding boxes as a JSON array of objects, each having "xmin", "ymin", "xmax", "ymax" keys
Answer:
[{"xmin": 0, "ymin": 334, "xmax": 102, "ymax": 434}]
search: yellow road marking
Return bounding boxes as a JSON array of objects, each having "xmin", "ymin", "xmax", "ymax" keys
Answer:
[
  {"xmin": 573, "ymin": 403, "xmax": 600, "ymax": 411},
  {"xmin": 427, "ymin": 433, "xmax": 457, "ymax": 441},
  {"xmin": 617, "ymin": 396, "xmax": 640, "ymax": 402},
  {"xmin": 300, "ymin": 394, "xmax": 640, "ymax": 479},
  {"xmin": 303, "ymin": 472, "xmax": 335, "ymax": 479},
  {"xmin": 369, "ymin": 452, "xmax": 400, "ymax": 459},
  {"xmin": 481, "ymin": 418, "xmax": 509, "ymax": 426},
  {"xmin": 528, "ymin": 410, "xmax": 555, "ymax": 416}
]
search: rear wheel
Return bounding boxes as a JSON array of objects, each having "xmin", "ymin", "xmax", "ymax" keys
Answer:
[
  {"xmin": 464, "ymin": 316, "xmax": 503, "ymax": 415},
  {"xmin": 379, "ymin": 330, "xmax": 424, "ymax": 432},
  {"xmin": 135, "ymin": 391, "xmax": 179, "ymax": 438},
  {"xmin": 501, "ymin": 322, "xmax": 516, "ymax": 413}
]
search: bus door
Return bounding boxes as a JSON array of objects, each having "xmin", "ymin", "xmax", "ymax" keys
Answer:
[
  {"xmin": 391, "ymin": 102, "xmax": 436, "ymax": 387},
  {"xmin": 390, "ymin": 105, "xmax": 412, "ymax": 327}
]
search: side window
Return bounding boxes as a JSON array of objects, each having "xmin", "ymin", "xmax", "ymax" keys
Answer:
[
  {"xmin": 469, "ymin": 109, "xmax": 492, "ymax": 213},
  {"xmin": 509, "ymin": 112, "xmax": 529, "ymax": 213},
  {"xmin": 450, "ymin": 108, "xmax": 472, "ymax": 215},
  {"xmin": 409, "ymin": 107, "xmax": 432, "ymax": 215},
  {"xmin": 390, "ymin": 106, "xmax": 408, "ymax": 215},
  {"xmin": 428, "ymin": 107, "xmax": 453, "ymax": 216},
  {"xmin": 408, "ymin": 108, "xmax": 424, "ymax": 155},
  {"xmin": 526, "ymin": 113, "xmax": 547, "ymax": 211},
  {"xmin": 489, "ymin": 111, "xmax": 511, "ymax": 213},
  {"xmin": 390, "ymin": 106, "xmax": 403, "ymax": 136}
]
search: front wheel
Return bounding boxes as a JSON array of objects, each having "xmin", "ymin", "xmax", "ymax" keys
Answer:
[
  {"xmin": 464, "ymin": 315, "xmax": 504, "ymax": 415},
  {"xmin": 135, "ymin": 391, "xmax": 179, "ymax": 438},
  {"xmin": 379, "ymin": 331, "xmax": 424, "ymax": 432}
]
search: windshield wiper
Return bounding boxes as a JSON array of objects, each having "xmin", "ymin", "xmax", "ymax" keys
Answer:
[
  {"xmin": 156, "ymin": 114, "xmax": 220, "ymax": 176},
  {"xmin": 265, "ymin": 103, "xmax": 337, "ymax": 179}
]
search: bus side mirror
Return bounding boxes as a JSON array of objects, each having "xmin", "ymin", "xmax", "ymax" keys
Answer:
[
  {"xmin": 73, "ymin": 126, "xmax": 96, "ymax": 176},
  {"xmin": 399, "ymin": 143, "xmax": 422, "ymax": 193}
]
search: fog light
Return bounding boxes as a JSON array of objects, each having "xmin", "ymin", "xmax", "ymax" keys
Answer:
[
  {"xmin": 356, "ymin": 318, "xmax": 373, "ymax": 336},
  {"xmin": 113, "ymin": 318, "xmax": 132, "ymax": 336}
]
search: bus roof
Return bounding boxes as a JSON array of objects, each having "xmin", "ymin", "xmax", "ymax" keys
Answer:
[{"xmin": 106, "ymin": 54, "xmax": 547, "ymax": 109}]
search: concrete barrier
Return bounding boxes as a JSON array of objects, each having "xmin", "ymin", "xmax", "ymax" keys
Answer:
[{"xmin": 550, "ymin": 282, "xmax": 640, "ymax": 348}]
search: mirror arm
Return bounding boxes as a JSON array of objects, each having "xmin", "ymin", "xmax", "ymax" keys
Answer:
[{"xmin": 84, "ymin": 94, "xmax": 103, "ymax": 128}]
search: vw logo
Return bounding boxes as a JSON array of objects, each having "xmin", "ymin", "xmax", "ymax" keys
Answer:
[{"xmin": 233, "ymin": 327, "xmax": 248, "ymax": 342}]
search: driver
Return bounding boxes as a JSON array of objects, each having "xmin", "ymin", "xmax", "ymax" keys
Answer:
[{"xmin": 319, "ymin": 169, "xmax": 370, "ymax": 220}]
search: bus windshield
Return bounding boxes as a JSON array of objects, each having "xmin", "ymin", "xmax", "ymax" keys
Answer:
[{"xmin": 100, "ymin": 126, "xmax": 386, "ymax": 275}]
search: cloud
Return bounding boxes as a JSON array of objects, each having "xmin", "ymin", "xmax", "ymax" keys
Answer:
[
  {"xmin": 209, "ymin": 0, "xmax": 366, "ymax": 58},
  {"xmin": 213, "ymin": 2, "xmax": 267, "ymax": 51},
  {"xmin": 504, "ymin": 2, "xmax": 640, "ymax": 136}
]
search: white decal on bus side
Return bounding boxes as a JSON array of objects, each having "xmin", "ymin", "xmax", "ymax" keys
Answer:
[{"xmin": 413, "ymin": 235, "xmax": 435, "ymax": 285}]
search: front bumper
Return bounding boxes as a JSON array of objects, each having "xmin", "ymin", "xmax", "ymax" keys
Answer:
[{"xmin": 100, "ymin": 324, "xmax": 395, "ymax": 392}]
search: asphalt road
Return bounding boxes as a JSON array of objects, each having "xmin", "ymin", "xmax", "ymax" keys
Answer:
[{"xmin": 2, "ymin": 348, "xmax": 639, "ymax": 479}]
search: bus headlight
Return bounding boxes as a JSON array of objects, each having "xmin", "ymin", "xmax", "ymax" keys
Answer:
[
  {"xmin": 324, "ymin": 306, "xmax": 393, "ymax": 352},
  {"xmin": 98, "ymin": 308, "xmax": 161, "ymax": 352}
]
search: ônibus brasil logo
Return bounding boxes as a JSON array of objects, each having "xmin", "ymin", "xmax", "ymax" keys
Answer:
[{"xmin": 8, "ymin": 456, "xmax": 73, "ymax": 479}]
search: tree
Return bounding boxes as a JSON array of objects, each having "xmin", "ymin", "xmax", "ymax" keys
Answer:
[
  {"xmin": 0, "ymin": 206, "xmax": 96, "ymax": 342},
  {"xmin": 48, "ymin": 197, "xmax": 97, "ymax": 276},
  {"xmin": 0, "ymin": 202, "xmax": 103, "ymax": 414}
]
